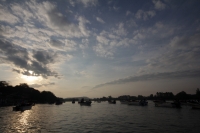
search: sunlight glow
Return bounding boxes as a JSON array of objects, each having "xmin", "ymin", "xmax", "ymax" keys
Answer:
[
  {"xmin": 20, "ymin": 75, "xmax": 42, "ymax": 83},
  {"xmin": 18, "ymin": 110, "xmax": 32, "ymax": 132}
]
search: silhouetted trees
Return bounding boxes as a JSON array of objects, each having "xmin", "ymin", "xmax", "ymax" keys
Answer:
[
  {"xmin": 175, "ymin": 91, "xmax": 189, "ymax": 100},
  {"xmin": 0, "ymin": 81, "xmax": 60, "ymax": 106},
  {"xmin": 196, "ymin": 88, "xmax": 200, "ymax": 100}
]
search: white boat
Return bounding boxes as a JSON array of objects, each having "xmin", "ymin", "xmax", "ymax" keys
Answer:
[{"xmin": 187, "ymin": 101, "xmax": 200, "ymax": 106}]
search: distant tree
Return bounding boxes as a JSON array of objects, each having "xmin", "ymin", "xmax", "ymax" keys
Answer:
[
  {"xmin": 175, "ymin": 91, "xmax": 189, "ymax": 100},
  {"xmin": 19, "ymin": 83, "xmax": 29, "ymax": 88},
  {"xmin": 108, "ymin": 96, "xmax": 112, "ymax": 99},
  {"xmin": 196, "ymin": 88, "xmax": 200, "ymax": 99},
  {"xmin": 138, "ymin": 95, "xmax": 144, "ymax": 100},
  {"xmin": 0, "ymin": 81, "xmax": 9, "ymax": 87},
  {"xmin": 149, "ymin": 94, "xmax": 154, "ymax": 100}
]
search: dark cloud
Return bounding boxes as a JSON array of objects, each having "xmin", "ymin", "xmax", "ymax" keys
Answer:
[
  {"xmin": 12, "ymin": 68, "xmax": 21, "ymax": 74},
  {"xmin": 92, "ymin": 70, "xmax": 200, "ymax": 89},
  {"xmin": 33, "ymin": 50, "xmax": 57, "ymax": 65},
  {"xmin": 47, "ymin": 9, "xmax": 71, "ymax": 28},
  {"xmin": 0, "ymin": 39, "xmax": 59, "ymax": 78},
  {"xmin": 49, "ymin": 39, "xmax": 65, "ymax": 49}
]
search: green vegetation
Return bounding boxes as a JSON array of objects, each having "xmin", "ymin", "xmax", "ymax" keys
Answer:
[{"xmin": 0, "ymin": 81, "xmax": 63, "ymax": 106}]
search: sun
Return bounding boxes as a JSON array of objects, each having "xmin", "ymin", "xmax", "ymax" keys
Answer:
[{"xmin": 20, "ymin": 71, "xmax": 43, "ymax": 83}]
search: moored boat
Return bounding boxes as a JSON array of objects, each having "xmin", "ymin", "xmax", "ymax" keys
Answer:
[
  {"xmin": 97, "ymin": 100, "xmax": 101, "ymax": 103},
  {"xmin": 192, "ymin": 104, "xmax": 200, "ymax": 109},
  {"xmin": 108, "ymin": 100, "xmax": 116, "ymax": 104},
  {"xmin": 128, "ymin": 100, "xmax": 148, "ymax": 106},
  {"xmin": 79, "ymin": 98, "xmax": 92, "ymax": 106},
  {"xmin": 155, "ymin": 101, "xmax": 181, "ymax": 108},
  {"xmin": 13, "ymin": 103, "xmax": 32, "ymax": 111},
  {"xmin": 120, "ymin": 100, "xmax": 129, "ymax": 104},
  {"xmin": 72, "ymin": 99, "xmax": 75, "ymax": 104},
  {"xmin": 80, "ymin": 101, "xmax": 92, "ymax": 106}
]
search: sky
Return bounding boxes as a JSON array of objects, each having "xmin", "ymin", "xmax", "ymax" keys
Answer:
[{"xmin": 0, "ymin": 0, "xmax": 200, "ymax": 98}]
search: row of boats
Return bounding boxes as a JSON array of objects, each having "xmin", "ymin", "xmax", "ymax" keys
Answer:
[
  {"xmin": 12, "ymin": 99, "xmax": 200, "ymax": 111},
  {"xmin": 119, "ymin": 99, "xmax": 200, "ymax": 109},
  {"xmin": 120, "ymin": 100, "xmax": 148, "ymax": 106},
  {"xmin": 73, "ymin": 99, "xmax": 200, "ymax": 109}
]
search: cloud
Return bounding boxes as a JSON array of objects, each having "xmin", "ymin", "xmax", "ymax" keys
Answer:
[
  {"xmin": 0, "ymin": 40, "xmax": 59, "ymax": 78},
  {"xmin": 112, "ymin": 23, "xmax": 127, "ymax": 36},
  {"xmin": 48, "ymin": 39, "xmax": 65, "ymax": 49},
  {"xmin": 113, "ymin": 6, "xmax": 120, "ymax": 11},
  {"xmin": 96, "ymin": 17, "xmax": 105, "ymax": 24},
  {"xmin": 170, "ymin": 34, "xmax": 200, "ymax": 49},
  {"xmin": 0, "ymin": 4, "xmax": 20, "ymax": 24},
  {"xmin": 126, "ymin": 11, "xmax": 132, "ymax": 16},
  {"xmin": 77, "ymin": 0, "xmax": 98, "ymax": 7},
  {"xmin": 93, "ymin": 43, "xmax": 114, "ymax": 58},
  {"xmin": 92, "ymin": 70, "xmax": 200, "ymax": 89},
  {"xmin": 135, "ymin": 10, "xmax": 156, "ymax": 20},
  {"xmin": 93, "ymin": 23, "xmax": 135, "ymax": 58},
  {"xmin": 30, "ymin": 82, "xmax": 55, "ymax": 88},
  {"xmin": 152, "ymin": 0, "xmax": 166, "ymax": 10}
]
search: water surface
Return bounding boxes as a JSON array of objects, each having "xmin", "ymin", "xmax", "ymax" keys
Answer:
[{"xmin": 0, "ymin": 101, "xmax": 200, "ymax": 133}]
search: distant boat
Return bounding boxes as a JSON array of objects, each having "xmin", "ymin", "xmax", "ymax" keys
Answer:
[
  {"xmin": 187, "ymin": 101, "xmax": 200, "ymax": 109},
  {"xmin": 108, "ymin": 100, "xmax": 116, "ymax": 104},
  {"xmin": 13, "ymin": 103, "xmax": 32, "ymax": 111},
  {"xmin": 80, "ymin": 101, "xmax": 92, "ymax": 106},
  {"xmin": 97, "ymin": 100, "xmax": 101, "ymax": 103},
  {"xmin": 154, "ymin": 101, "xmax": 181, "ymax": 108},
  {"xmin": 79, "ymin": 98, "xmax": 92, "ymax": 106},
  {"xmin": 128, "ymin": 100, "xmax": 148, "ymax": 106},
  {"xmin": 192, "ymin": 104, "xmax": 200, "ymax": 109},
  {"xmin": 120, "ymin": 100, "xmax": 129, "ymax": 104},
  {"xmin": 55, "ymin": 101, "xmax": 62, "ymax": 105},
  {"xmin": 72, "ymin": 99, "xmax": 75, "ymax": 104}
]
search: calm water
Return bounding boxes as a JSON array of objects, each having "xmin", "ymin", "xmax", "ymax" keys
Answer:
[{"xmin": 0, "ymin": 101, "xmax": 200, "ymax": 133}]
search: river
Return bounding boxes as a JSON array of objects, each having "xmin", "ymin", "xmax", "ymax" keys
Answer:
[{"xmin": 0, "ymin": 101, "xmax": 200, "ymax": 133}]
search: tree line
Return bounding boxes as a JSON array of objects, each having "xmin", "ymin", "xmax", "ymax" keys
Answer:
[{"xmin": 0, "ymin": 81, "xmax": 63, "ymax": 106}]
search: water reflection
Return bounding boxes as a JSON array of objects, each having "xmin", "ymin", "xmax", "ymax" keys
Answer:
[
  {"xmin": 16, "ymin": 110, "xmax": 32, "ymax": 132},
  {"xmin": 19, "ymin": 111, "xmax": 31, "ymax": 126}
]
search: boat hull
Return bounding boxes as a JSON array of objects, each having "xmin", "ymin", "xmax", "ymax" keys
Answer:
[
  {"xmin": 128, "ymin": 101, "xmax": 148, "ymax": 106},
  {"xmin": 155, "ymin": 102, "xmax": 181, "ymax": 108},
  {"xmin": 13, "ymin": 105, "xmax": 32, "ymax": 111},
  {"xmin": 80, "ymin": 102, "xmax": 91, "ymax": 106}
]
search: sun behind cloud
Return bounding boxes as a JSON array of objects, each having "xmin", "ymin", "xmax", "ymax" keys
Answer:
[{"xmin": 20, "ymin": 72, "xmax": 43, "ymax": 84}]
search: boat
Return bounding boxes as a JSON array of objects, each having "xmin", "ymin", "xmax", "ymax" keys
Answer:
[
  {"xmin": 97, "ymin": 100, "xmax": 101, "ymax": 103},
  {"xmin": 128, "ymin": 100, "xmax": 148, "ymax": 106},
  {"xmin": 72, "ymin": 99, "xmax": 75, "ymax": 104},
  {"xmin": 13, "ymin": 103, "xmax": 32, "ymax": 111},
  {"xmin": 155, "ymin": 101, "xmax": 181, "ymax": 108},
  {"xmin": 192, "ymin": 104, "xmax": 200, "ymax": 109},
  {"xmin": 80, "ymin": 101, "xmax": 92, "ymax": 106},
  {"xmin": 187, "ymin": 101, "xmax": 200, "ymax": 106},
  {"xmin": 108, "ymin": 100, "xmax": 116, "ymax": 104},
  {"xmin": 79, "ymin": 98, "xmax": 92, "ymax": 106},
  {"xmin": 55, "ymin": 100, "xmax": 63, "ymax": 105},
  {"xmin": 187, "ymin": 101, "xmax": 200, "ymax": 109},
  {"xmin": 120, "ymin": 100, "xmax": 129, "ymax": 104}
]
